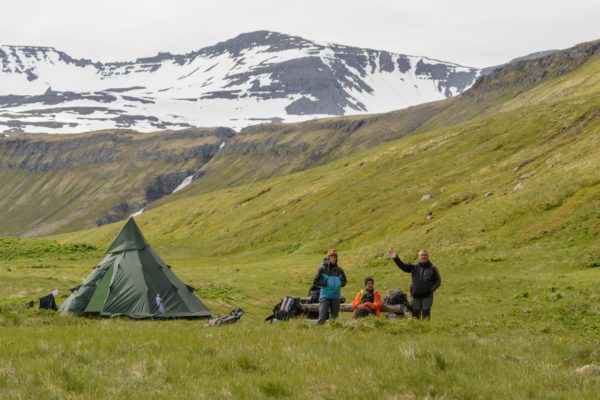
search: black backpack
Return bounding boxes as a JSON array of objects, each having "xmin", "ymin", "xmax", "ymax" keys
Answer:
[
  {"xmin": 384, "ymin": 289, "xmax": 411, "ymax": 310},
  {"xmin": 307, "ymin": 285, "xmax": 321, "ymax": 304},
  {"xmin": 265, "ymin": 296, "xmax": 303, "ymax": 323}
]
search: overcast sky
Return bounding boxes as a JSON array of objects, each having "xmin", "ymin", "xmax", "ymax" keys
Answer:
[{"xmin": 1, "ymin": 0, "xmax": 598, "ymax": 68}]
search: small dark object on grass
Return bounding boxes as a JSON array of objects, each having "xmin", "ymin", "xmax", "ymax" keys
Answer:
[
  {"xmin": 384, "ymin": 289, "xmax": 412, "ymax": 312},
  {"xmin": 265, "ymin": 296, "xmax": 303, "ymax": 323},
  {"xmin": 39, "ymin": 292, "xmax": 58, "ymax": 311},
  {"xmin": 206, "ymin": 308, "xmax": 244, "ymax": 327},
  {"xmin": 307, "ymin": 285, "xmax": 320, "ymax": 304}
]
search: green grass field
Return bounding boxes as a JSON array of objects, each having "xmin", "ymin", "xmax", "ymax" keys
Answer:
[
  {"xmin": 1, "ymin": 243, "xmax": 599, "ymax": 399},
  {"xmin": 1, "ymin": 47, "xmax": 599, "ymax": 399}
]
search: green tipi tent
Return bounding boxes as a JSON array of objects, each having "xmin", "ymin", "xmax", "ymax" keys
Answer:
[{"xmin": 60, "ymin": 218, "xmax": 211, "ymax": 319}]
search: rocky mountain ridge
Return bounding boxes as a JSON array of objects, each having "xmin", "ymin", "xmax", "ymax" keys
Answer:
[
  {"xmin": 0, "ymin": 31, "xmax": 479, "ymax": 133},
  {"xmin": 0, "ymin": 38, "xmax": 597, "ymax": 236}
]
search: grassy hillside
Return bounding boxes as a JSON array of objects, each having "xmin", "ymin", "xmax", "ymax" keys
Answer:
[
  {"xmin": 60, "ymin": 90, "xmax": 600, "ymax": 263},
  {"xmin": 0, "ymin": 128, "xmax": 233, "ymax": 236},
  {"xmin": 153, "ymin": 40, "xmax": 600, "ymax": 203},
  {"xmin": 0, "ymin": 41, "xmax": 598, "ymax": 399},
  {"xmin": 1, "ymin": 41, "xmax": 597, "ymax": 238}
]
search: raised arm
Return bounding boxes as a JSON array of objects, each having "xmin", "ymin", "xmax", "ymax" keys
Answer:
[{"xmin": 388, "ymin": 249, "xmax": 413, "ymax": 273}]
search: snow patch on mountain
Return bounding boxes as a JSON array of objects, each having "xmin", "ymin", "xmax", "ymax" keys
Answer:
[{"xmin": 0, "ymin": 31, "xmax": 480, "ymax": 134}]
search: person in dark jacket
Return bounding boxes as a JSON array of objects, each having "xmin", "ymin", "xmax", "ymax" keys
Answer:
[
  {"xmin": 387, "ymin": 249, "xmax": 441, "ymax": 319},
  {"xmin": 313, "ymin": 249, "xmax": 347, "ymax": 324}
]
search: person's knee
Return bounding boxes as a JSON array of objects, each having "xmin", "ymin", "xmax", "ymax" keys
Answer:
[
  {"xmin": 330, "ymin": 302, "xmax": 341, "ymax": 318},
  {"xmin": 318, "ymin": 304, "xmax": 330, "ymax": 320},
  {"xmin": 355, "ymin": 308, "xmax": 370, "ymax": 319}
]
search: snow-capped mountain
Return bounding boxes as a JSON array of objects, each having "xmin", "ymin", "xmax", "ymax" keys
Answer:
[{"xmin": 0, "ymin": 31, "xmax": 480, "ymax": 134}]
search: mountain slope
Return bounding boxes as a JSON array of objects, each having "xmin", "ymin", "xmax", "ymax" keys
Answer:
[
  {"xmin": 0, "ymin": 40, "xmax": 598, "ymax": 237},
  {"xmin": 0, "ymin": 127, "xmax": 233, "ymax": 236},
  {"xmin": 53, "ymin": 41, "xmax": 600, "ymax": 258},
  {"xmin": 0, "ymin": 31, "xmax": 478, "ymax": 133},
  {"xmin": 150, "ymin": 39, "xmax": 600, "ymax": 201},
  {"xmin": 56, "ymin": 89, "xmax": 600, "ymax": 261}
]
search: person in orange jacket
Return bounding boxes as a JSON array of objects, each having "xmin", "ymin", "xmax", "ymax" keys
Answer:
[{"xmin": 352, "ymin": 277, "xmax": 382, "ymax": 319}]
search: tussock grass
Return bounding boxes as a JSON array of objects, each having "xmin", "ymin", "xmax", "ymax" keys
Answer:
[{"xmin": 0, "ymin": 304, "xmax": 599, "ymax": 399}]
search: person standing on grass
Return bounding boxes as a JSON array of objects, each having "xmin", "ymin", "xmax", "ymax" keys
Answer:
[
  {"xmin": 387, "ymin": 249, "xmax": 441, "ymax": 319},
  {"xmin": 313, "ymin": 249, "xmax": 347, "ymax": 324},
  {"xmin": 351, "ymin": 276, "xmax": 382, "ymax": 319}
]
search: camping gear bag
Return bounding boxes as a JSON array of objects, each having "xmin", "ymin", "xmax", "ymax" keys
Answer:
[
  {"xmin": 307, "ymin": 285, "xmax": 321, "ymax": 303},
  {"xmin": 206, "ymin": 308, "xmax": 245, "ymax": 327},
  {"xmin": 265, "ymin": 296, "xmax": 303, "ymax": 323},
  {"xmin": 384, "ymin": 289, "xmax": 412, "ymax": 310},
  {"xmin": 39, "ymin": 293, "xmax": 58, "ymax": 311}
]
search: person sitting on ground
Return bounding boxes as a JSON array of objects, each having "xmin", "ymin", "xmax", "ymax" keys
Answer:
[
  {"xmin": 387, "ymin": 249, "xmax": 441, "ymax": 319},
  {"xmin": 352, "ymin": 276, "xmax": 382, "ymax": 319},
  {"xmin": 313, "ymin": 249, "xmax": 347, "ymax": 324}
]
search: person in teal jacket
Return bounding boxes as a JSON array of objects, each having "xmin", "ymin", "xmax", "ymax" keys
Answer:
[{"xmin": 313, "ymin": 249, "xmax": 347, "ymax": 324}]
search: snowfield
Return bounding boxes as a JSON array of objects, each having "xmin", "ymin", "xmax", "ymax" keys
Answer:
[{"xmin": 0, "ymin": 32, "xmax": 479, "ymax": 134}]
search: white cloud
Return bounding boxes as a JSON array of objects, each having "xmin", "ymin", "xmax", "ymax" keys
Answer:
[{"xmin": 0, "ymin": 0, "xmax": 598, "ymax": 67}]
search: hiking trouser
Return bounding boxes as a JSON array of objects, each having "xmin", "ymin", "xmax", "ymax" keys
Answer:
[
  {"xmin": 411, "ymin": 295, "xmax": 433, "ymax": 319},
  {"xmin": 318, "ymin": 298, "xmax": 341, "ymax": 324},
  {"xmin": 354, "ymin": 307, "xmax": 375, "ymax": 319}
]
